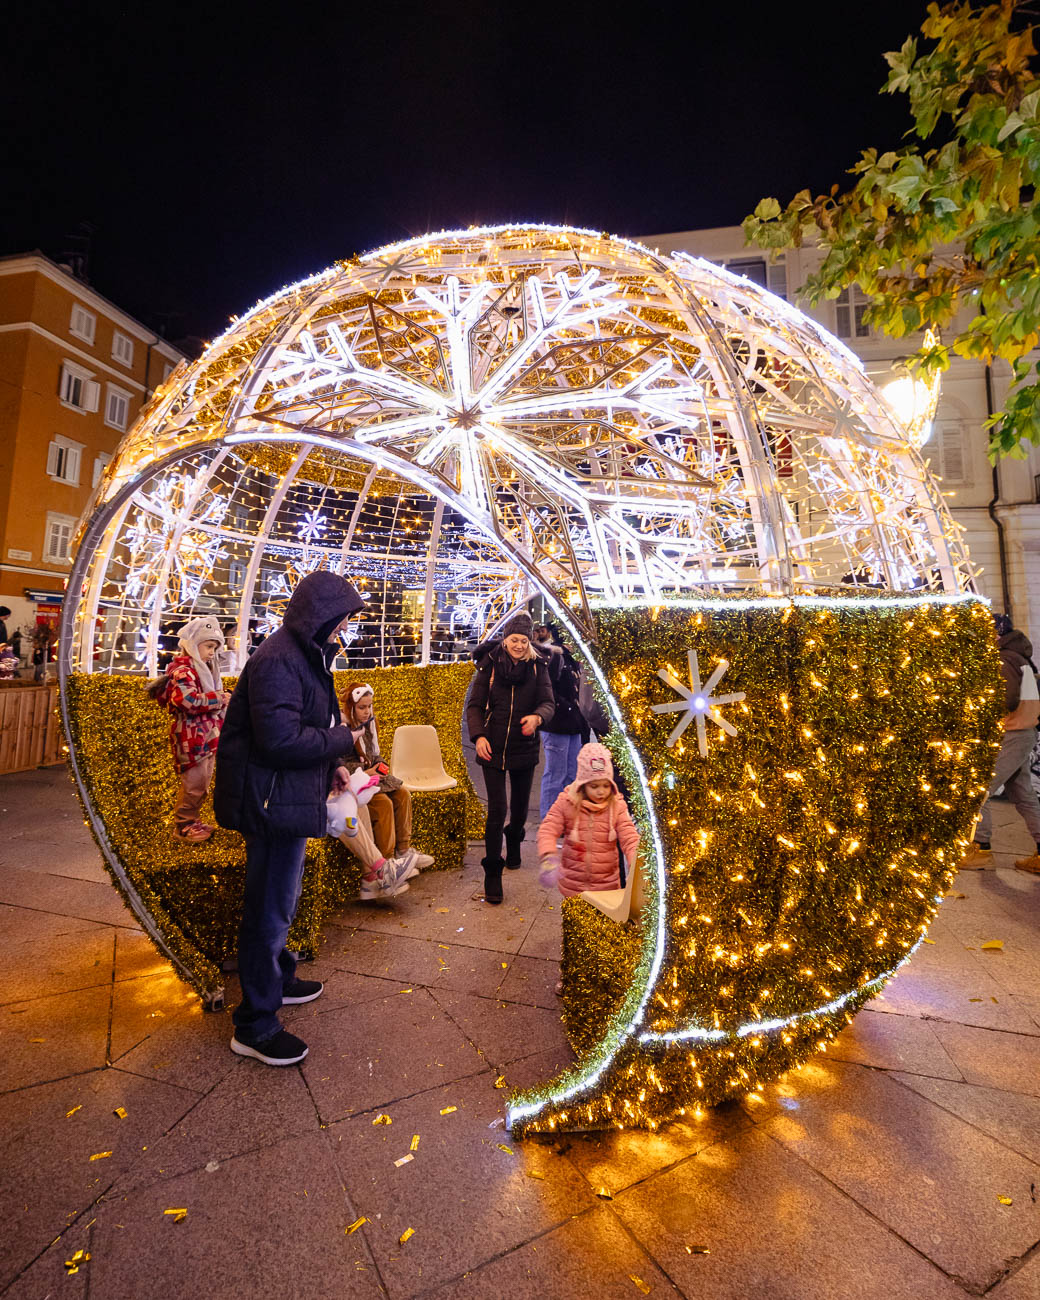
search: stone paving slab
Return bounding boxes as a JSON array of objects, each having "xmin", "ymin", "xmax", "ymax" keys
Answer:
[
  {"xmin": 755, "ymin": 1058, "xmax": 1040, "ymax": 1292},
  {"xmin": 90, "ymin": 1132, "xmax": 384, "ymax": 1299},
  {"xmin": 327, "ymin": 1070, "xmax": 596, "ymax": 1298},
  {"xmin": 612, "ymin": 1125, "xmax": 970, "ymax": 1300},
  {"xmin": 3, "ymin": 767, "xmax": 1040, "ymax": 1298}
]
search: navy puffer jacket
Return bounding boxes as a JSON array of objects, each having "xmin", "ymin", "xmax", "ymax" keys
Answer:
[{"xmin": 214, "ymin": 571, "xmax": 364, "ymax": 837}]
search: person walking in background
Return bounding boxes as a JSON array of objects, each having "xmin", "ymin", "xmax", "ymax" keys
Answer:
[
  {"xmin": 0, "ymin": 606, "xmax": 10, "ymax": 645},
  {"xmin": 961, "ymin": 613, "xmax": 1040, "ymax": 875},
  {"xmin": 534, "ymin": 624, "xmax": 587, "ymax": 818},
  {"xmin": 467, "ymin": 612, "xmax": 554, "ymax": 904},
  {"xmin": 149, "ymin": 616, "xmax": 230, "ymax": 843},
  {"xmin": 215, "ymin": 571, "xmax": 365, "ymax": 1066}
]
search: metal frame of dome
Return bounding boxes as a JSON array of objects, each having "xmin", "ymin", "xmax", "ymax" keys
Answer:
[{"xmin": 61, "ymin": 223, "xmax": 974, "ymax": 681}]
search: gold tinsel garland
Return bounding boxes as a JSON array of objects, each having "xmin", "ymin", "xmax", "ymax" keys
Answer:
[
  {"xmin": 509, "ymin": 598, "xmax": 1003, "ymax": 1134},
  {"xmin": 63, "ymin": 662, "xmax": 480, "ymax": 1001}
]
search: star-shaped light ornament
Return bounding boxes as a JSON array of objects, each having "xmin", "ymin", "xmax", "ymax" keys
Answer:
[{"xmin": 651, "ymin": 650, "xmax": 746, "ymax": 757}]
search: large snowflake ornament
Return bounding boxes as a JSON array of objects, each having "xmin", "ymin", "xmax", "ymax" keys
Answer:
[{"xmin": 651, "ymin": 649, "xmax": 746, "ymax": 757}]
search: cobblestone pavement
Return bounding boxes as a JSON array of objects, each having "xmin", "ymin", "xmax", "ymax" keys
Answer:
[{"xmin": 2, "ymin": 766, "xmax": 1039, "ymax": 1299}]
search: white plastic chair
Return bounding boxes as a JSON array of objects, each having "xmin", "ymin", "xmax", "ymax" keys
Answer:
[
  {"xmin": 580, "ymin": 853, "xmax": 645, "ymax": 924},
  {"xmin": 389, "ymin": 725, "xmax": 458, "ymax": 791}
]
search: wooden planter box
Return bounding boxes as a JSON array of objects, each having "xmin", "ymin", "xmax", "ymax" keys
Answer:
[{"xmin": 0, "ymin": 681, "xmax": 63, "ymax": 774}]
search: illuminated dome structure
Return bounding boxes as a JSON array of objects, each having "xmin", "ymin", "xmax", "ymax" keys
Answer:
[
  {"xmin": 66, "ymin": 224, "xmax": 971, "ymax": 672},
  {"xmin": 60, "ymin": 226, "xmax": 999, "ymax": 1137}
]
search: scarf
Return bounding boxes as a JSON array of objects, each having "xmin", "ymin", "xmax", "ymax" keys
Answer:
[{"xmin": 350, "ymin": 717, "xmax": 380, "ymax": 765}]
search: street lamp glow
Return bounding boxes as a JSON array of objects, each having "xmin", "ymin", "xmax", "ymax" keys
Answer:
[{"xmin": 881, "ymin": 374, "xmax": 935, "ymax": 447}]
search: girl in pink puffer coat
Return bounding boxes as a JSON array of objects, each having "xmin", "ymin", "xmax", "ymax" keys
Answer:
[{"xmin": 537, "ymin": 742, "xmax": 640, "ymax": 897}]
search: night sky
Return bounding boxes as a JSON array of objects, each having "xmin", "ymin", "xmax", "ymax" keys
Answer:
[{"xmin": 3, "ymin": 1, "xmax": 923, "ymax": 348}]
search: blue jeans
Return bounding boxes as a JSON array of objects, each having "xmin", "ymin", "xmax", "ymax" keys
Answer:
[
  {"xmin": 540, "ymin": 731, "xmax": 583, "ymax": 818},
  {"xmin": 233, "ymin": 833, "xmax": 308, "ymax": 1042}
]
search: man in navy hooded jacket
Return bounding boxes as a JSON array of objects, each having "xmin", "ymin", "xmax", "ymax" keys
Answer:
[{"xmin": 215, "ymin": 570, "xmax": 364, "ymax": 1065}]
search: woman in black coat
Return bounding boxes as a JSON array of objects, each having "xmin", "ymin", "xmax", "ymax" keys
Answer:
[{"xmin": 466, "ymin": 612, "xmax": 555, "ymax": 904}]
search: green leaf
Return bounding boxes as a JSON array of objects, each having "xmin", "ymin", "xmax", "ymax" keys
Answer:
[{"xmin": 753, "ymin": 198, "xmax": 783, "ymax": 221}]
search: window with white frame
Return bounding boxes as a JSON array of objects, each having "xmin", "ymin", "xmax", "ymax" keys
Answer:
[
  {"xmin": 162, "ymin": 362, "xmax": 174, "ymax": 382},
  {"xmin": 104, "ymin": 384, "xmax": 131, "ymax": 431},
  {"xmin": 69, "ymin": 303, "xmax": 96, "ymax": 345},
  {"xmin": 725, "ymin": 256, "xmax": 788, "ymax": 300},
  {"xmin": 92, "ymin": 452, "xmax": 112, "ymax": 487},
  {"xmin": 228, "ymin": 560, "xmax": 246, "ymax": 590},
  {"xmin": 835, "ymin": 286, "xmax": 871, "ymax": 339},
  {"xmin": 46, "ymin": 435, "xmax": 83, "ymax": 486},
  {"xmin": 44, "ymin": 512, "xmax": 78, "ymax": 563},
  {"xmin": 59, "ymin": 360, "xmax": 100, "ymax": 412},
  {"xmin": 112, "ymin": 331, "xmax": 134, "ymax": 367}
]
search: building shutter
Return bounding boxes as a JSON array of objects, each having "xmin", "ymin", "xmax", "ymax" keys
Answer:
[
  {"xmin": 939, "ymin": 422, "xmax": 967, "ymax": 482},
  {"xmin": 47, "ymin": 441, "xmax": 60, "ymax": 476},
  {"xmin": 767, "ymin": 259, "xmax": 788, "ymax": 301},
  {"xmin": 83, "ymin": 379, "xmax": 101, "ymax": 413}
]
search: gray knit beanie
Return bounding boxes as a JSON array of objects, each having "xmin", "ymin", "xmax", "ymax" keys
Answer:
[{"xmin": 500, "ymin": 611, "xmax": 535, "ymax": 641}]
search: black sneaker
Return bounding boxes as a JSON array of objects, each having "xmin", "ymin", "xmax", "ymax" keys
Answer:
[
  {"xmin": 282, "ymin": 978, "xmax": 324, "ymax": 1005},
  {"xmin": 230, "ymin": 1028, "xmax": 308, "ymax": 1065}
]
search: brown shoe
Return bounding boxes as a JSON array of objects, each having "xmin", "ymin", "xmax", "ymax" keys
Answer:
[
  {"xmin": 174, "ymin": 820, "xmax": 212, "ymax": 843},
  {"xmin": 959, "ymin": 844, "xmax": 993, "ymax": 870},
  {"xmin": 1014, "ymin": 853, "xmax": 1040, "ymax": 875}
]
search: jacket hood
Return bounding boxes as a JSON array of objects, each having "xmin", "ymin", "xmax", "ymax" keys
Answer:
[
  {"xmin": 283, "ymin": 571, "xmax": 365, "ymax": 645},
  {"xmin": 176, "ymin": 615, "xmax": 225, "ymax": 694},
  {"xmin": 999, "ymin": 629, "xmax": 1034, "ymax": 663}
]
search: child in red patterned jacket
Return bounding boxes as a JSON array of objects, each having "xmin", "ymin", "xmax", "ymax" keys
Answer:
[{"xmin": 152, "ymin": 616, "xmax": 230, "ymax": 842}]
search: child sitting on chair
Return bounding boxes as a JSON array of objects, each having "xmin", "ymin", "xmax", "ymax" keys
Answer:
[
  {"xmin": 337, "ymin": 682, "xmax": 434, "ymax": 896},
  {"xmin": 150, "ymin": 616, "xmax": 230, "ymax": 843}
]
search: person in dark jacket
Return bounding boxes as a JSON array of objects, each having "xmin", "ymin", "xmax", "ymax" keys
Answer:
[
  {"xmin": 466, "ymin": 611, "xmax": 555, "ymax": 904},
  {"xmin": 961, "ymin": 613, "xmax": 1040, "ymax": 874},
  {"xmin": 215, "ymin": 571, "xmax": 402, "ymax": 1066},
  {"xmin": 534, "ymin": 624, "xmax": 587, "ymax": 818}
]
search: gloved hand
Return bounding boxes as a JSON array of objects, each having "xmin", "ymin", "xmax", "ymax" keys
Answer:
[{"xmin": 538, "ymin": 855, "xmax": 561, "ymax": 890}]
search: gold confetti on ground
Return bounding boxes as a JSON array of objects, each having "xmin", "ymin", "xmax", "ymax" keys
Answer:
[
  {"xmin": 686, "ymin": 1245, "xmax": 711, "ymax": 1254},
  {"xmin": 596, "ymin": 1186, "xmax": 613, "ymax": 1200},
  {"xmin": 436, "ymin": 908, "xmax": 449, "ymax": 913},
  {"xmin": 346, "ymin": 1217, "xmax": 368, "ymax": 1234},
  {"xmin": 981, "ymin": 940, "xmax": 1004, "ymax": 950},
  {"xmin": 494, "ymin": 1075, "xmax": 507, "ymax": 1089},
  {"xmin": 997, "ymin": 1195, "xmax": 1013, "ymax": 1205},
  {"xmin": 372, "ymin": 1114, "xmax": 392, "ymax": 1125},
  {"xmin": 28, "ymin": 1038, "xmax": 45, "ymax": 1043},
  {"xmin": 66, "ymin": 1105, "xmax": 82, "ymax": 1118},
  {"xmin": 399, "ymin": 1227, "xmax": 415, "ymax": 1244},
  {"xmin": 527, "ymin": 1170, "xmax": 545, "ymax": 1180},
  {"xmin": 89, "ymin": 1152, "xmax": 112, "ymax": 1161},
  {"xmin": 114, "ymin": 1107, "xmax": 127, "ymax": 1119},
  {"xmin": 497, "ymin": 1144, "xmax": 514, "ymax": 1155},
  {"xmin": 164, "ymin": 1208, "xmax": 188, "ymax": 1222},
  {"xmin": 922, "ymin": 938, "xmax": 935, "ymax": 945},
  {"xmin": 630, "ymin": 1275, "xmax": 651, "ymax": 1294},
  {"xmin": 64, "ymin": 1250, "xmax": 90, "ymax": 1274},
  {"xmin": 440, "ymin": 1106, "xmax": 457, "ymax": 1115},
  {"xmin": 410, "ymin": 1134, "xmax": 420, "ymax": 1151},
  {"xmin": 394, "ymin": 1153, "xmax": 414, "ymax": 1167}
]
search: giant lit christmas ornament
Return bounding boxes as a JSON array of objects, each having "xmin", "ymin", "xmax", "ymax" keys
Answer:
[{"xmin": 58, "ymin": 225, "xmax": 1001, "ymax": 1131}]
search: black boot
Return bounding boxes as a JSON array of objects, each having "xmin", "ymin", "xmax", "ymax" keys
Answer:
[
  {"xmin": 504, "ymin": 828, "xmax": 524, "ymax": 870},
  {"xmin": 481, "ymin": 856, "xmax": 504, "ymax": 904}
]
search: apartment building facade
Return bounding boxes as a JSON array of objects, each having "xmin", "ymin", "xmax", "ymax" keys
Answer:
[
  {"xmin": 0, "ymin": 252, "xmax": 184, "ymax": 641},
  {"xmin": 645, "ymin": 225, "xmax": 1040, "ymax": 638}
]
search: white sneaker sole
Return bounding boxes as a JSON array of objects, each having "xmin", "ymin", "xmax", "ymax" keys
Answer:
[
  {"xmin": 358, "ymin": 881, "xmax": 410, "ymax": 901},
  {"xmin": 413, "ymin": 854, "xmax": 435, "ymax": 870},
  {"xmin": 282, "ymin": 986, "xmax": 323, "ymax": 1005},
  {"xmin": 230, "ymin": 1036, "xmax": 308, "ymax": 1065}
]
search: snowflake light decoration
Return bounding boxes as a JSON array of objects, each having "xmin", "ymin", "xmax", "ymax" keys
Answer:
[{"xmin": 651, "ymin": 649, "xmax": 746, "ymax": 755}]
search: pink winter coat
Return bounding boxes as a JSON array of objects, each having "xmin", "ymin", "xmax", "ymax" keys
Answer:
[{"xmin": 537, "ymin": 785, "xmax": 640, "ymax": 897}]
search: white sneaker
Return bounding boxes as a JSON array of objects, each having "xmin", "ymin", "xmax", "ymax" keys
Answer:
[
  {"xmin": 412, "ymin": 851, "xmax": 434, "ymax": 870},
  {"xmin": 396, "ymin": 848, "xmax": 421, "ymax": 880},
  {"xmin": 358, "ymin": 859, "xmax": 412, "ymax": 900}
]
